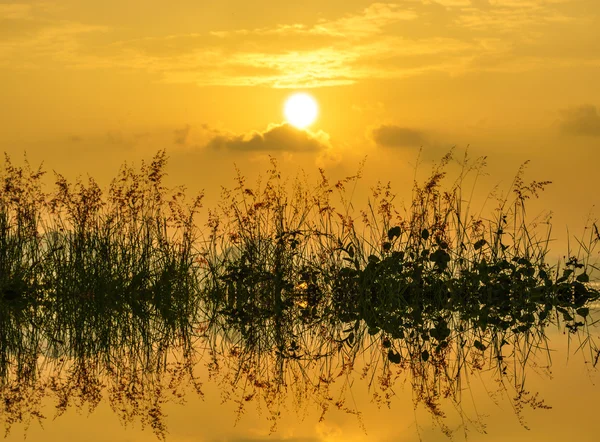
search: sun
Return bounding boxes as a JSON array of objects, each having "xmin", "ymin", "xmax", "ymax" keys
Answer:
[{"xmin": 284, "ymin": 93, "xmax": 318, "ymax": 129}]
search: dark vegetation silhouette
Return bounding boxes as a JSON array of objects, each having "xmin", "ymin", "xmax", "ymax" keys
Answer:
[{"xmin": 0, "ymin": 150, "xmax": 598, "ymax": 439}]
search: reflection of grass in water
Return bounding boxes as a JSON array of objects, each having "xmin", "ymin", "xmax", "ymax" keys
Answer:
[{"xmin": 0, "ymin": 150, "xmax": 598, "ymax": 439}]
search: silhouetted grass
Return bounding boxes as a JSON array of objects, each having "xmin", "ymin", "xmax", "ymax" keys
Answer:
[{"xmin": 0, "ymin": 150, "xmax": 598, "ymax": 439}]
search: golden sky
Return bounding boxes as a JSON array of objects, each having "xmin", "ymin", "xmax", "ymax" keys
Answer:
[
  {"xmin": 2, "ymin": 1, "xmax": 599, "ymax": 239},
  {"xmin": 1, "ymin": 1, "xmax": 600, "ymax": 439}
]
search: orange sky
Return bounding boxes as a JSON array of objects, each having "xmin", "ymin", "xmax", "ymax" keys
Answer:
[
  {"xmin": 2, "ymin": 1, "xmax": 599, "ymax": 260},
  {"xmin": 1, "ymin": 1, "xmax": 600, "ymax": 439}
]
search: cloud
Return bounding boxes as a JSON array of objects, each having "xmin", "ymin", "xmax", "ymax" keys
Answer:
[
  {"xmin": 96, "ymin": 34, "xmax": 479, "ymax": 89},
  {"xmin": 94, "ymin": 1, "xmax": 589, "ymax": 88},
  {"xmin": 214, "ymin": 438, "xmax": 319, "ymax": 442},
  {"xmin": 105, "ymin": 131, "xmax": 128, "ymax": 145},
  {"xmin": 96, "ymin": 3, "xmax": 422, "ymax": 88},
  {"xmin": 455, "ymin": 0, "xmax": 577, "ymax": 31},
  {"xmin": 432, "ymin": 0, "xmax": 472, "ymax": 7},
  {"xmin": 0, "ymin": 4, "xmax": 33, "ymax": 20},
  {"xmin": 559, "ymin": 104, "xmax": 600, "ymax": 136},
  {"xmin": 371, "ymin": 125, "xmax": 428, "ymax": 147},
  {"xmin": 0, "ymin": 3, "xmax": 108, "ymax": 67},
  {"xmin": 174, "ymin": 124, "xmax": 191, "ymax": 145},
  {"xmin": 207, "ymin": 123, "xmax": 330, "ymax": 153},
  {"xmin": 0, "ymin": 1, "xmax": 593, "ymax": 88},
  {"xmin": 211, "ymin": 3, "xmax": 417, "ymax": 40}
]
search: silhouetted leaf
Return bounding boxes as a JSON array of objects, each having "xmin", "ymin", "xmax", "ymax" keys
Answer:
[
  {"xmin": 2, "ymin": 288, "xmax": 20, "ymax": 302},
  {"xmin": 388, "ymin": 349, "xmax": 401, "ymax": 364},
  {"xmin": 368, "ymin": 255, "xmax": 380, "ymax": 264},
  {"xmin": 474, "ymin": 239, "xmax": 487, "ymax": 250},
  {"xmin": 388, "ymin": 226, "xmax": 401, "ymax": 241},
  {"xmin": 421, "ymin": 229, "xmax": 429, "ymax": 240},
  {"xmin": 392, "ymin": 251, "xmax": 405, "ymax": 261},
  {"xmin": 430, "ymin": 249, "xmax": 451, "ymax": 270},
  {"xmin": 576, "ymin": 273, "xmax": 589, "ymax": 283},
  {"xmin": 523, "ymin": 267, "xmax": 535, "ymax": 277},
  {"xmin": 474, "ymin": 340, "xmax": 487, "ymax": 351},
  {"xmin": 558, "ymin": 269, "xmax": 573, "ymax": 282},
  {"xmin": 368, "ymin": 327, "xmax": 380, "ymax": 335}
]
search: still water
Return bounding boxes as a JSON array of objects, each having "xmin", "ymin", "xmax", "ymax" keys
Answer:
[{"xmin": 3, "ymin": 312, "xmax": 598, "ymax": 442}]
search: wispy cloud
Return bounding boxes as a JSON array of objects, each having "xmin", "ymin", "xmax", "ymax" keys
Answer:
[
  {"xmin": 0, "ymin": 3, "xmax": 33, "ymax": 20},
  {"xmin": 211, "ymin": 3, "xmax": 417, "ymax": 40},
  {"xmin": 96, "ymin": 3, "xmax": 424, "ymax": 88},
  {"xmin": 94, "ymin": 1, "xmax": 595, "ymax": 87},
  {"xmin": 0, "ymin": 1, "xmax": 594, "ymax": 87},
  {"xmin": 0, "ymin": 2, "xmax": 108, "ymax": 67}
]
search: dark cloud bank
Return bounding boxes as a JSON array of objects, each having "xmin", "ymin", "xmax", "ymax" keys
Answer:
[
  {"xmin": 207, "ymin": 123, "xmax": 329, "ymax": 152},
  {"xmin": 174, "ymin": 124, "xmax": 191, "ymax": 145},
  {"xmin": 371, "ymin": 124, "xmax": 428, "ymax": 148},
  {"xmin": 216, "ymin": 437, "xmax": 319, "ymax": 442},
  {"xmin": 560, "ymin": 104, "xmax": 600, "ymax": 137}
]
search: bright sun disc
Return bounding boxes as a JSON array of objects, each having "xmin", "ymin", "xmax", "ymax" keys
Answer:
[{"xmin": 284, "ymin": 93, "xmax": 318, "ymax": 129}]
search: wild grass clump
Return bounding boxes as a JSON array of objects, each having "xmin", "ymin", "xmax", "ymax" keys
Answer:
[
  {"xmin": 0, "ymin": 149, "xmax": 598, "ymax": 439},
  {"xmin": 42, "ymin": 152, "xmax": 204, "ymax": 366}
]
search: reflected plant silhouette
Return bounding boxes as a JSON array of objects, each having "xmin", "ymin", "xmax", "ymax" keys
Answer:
[{"xmin": 0, "ymin": 150, "xmax": 598, "ymax": 440}]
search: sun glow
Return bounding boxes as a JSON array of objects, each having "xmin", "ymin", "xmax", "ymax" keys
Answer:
[{"xmin": 284, "ymin": 93, "xmax": 318, "ymax": 129}]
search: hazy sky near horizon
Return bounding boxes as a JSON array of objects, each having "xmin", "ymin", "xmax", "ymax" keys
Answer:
[{"xmin": 1, "ymin": 1, "xmax": 600, "ymax": 441}]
